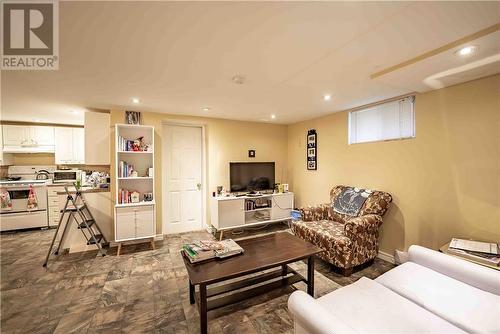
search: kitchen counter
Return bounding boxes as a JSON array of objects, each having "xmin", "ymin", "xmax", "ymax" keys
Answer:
[
  {"xmin": 46, "ymin": 183, "xmax": 71, "ymax": 187},
  {"xmin": 56, "ymin": 186, "xmax": 110, "ymax": 195}
]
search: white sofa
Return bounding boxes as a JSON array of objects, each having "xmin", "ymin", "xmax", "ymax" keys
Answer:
[{"xmin": 288, "ymin": 245, "xmax": 500, "ymax": 334}]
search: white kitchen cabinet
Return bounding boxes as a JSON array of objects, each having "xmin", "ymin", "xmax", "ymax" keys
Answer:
[
  {"xmin": 3, "ymin": 125, "xmax": 28, "ymax": 146},
  {"xmin": 85, "ymin": 111, "xmax": 110, "ymax": 165},
  {"xmin": 0, "ymin": 126, "xmax": 13, "ymax": 165},
  {"xmin": 47, "ymin": 185, "xmax": 65, "ymax": 226},
  {"xmin": 115, "ymin": 204, "xmax": 155, "ymax": 241},
  {"xmin": 72, "ymin": 128, "xmax": 85, "ymax": 163},
  {"xmin": 31, "ymin": 126, "xmax": 55, "ymax": 146},
  {"xmin": 55, "ymin": 128, "xmax": 72, "ymax": 163},
  {"xmin": 55, "ymin": 127, "xmax": 84, "ymax": 164},
  {"xmin": 136, "ymin": 206, "xmax": 155, "ymax": 238},
  {"xmin": 2, "ymin": 125, "xmax": 55, "ymax": 153},
  {"xmin": 115, "ymin": 207, "xmax": 137, "ymax": 241}
]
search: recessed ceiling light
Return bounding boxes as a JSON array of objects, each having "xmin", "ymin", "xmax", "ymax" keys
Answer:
[
  {"xmin": 132, "ymin": 97, "xmax": 140, "ymax": 104},
  {"xmin": 323, "ymin": 94, "xmax": 332, "ymax": 101},
  {"xmin": 34, "ymin": 119, "xmax": 41, "ymax": 122},
  {"xmin": 270, "ymin": 114, "xmax": 276, "ymax": 119},
  {"xmin": 202, "ymin": 107, "xmax": 211, "ymax": 112},
  {"xmin": 456, "ymin": 46, "xmax": 477, "ymax": 56}
]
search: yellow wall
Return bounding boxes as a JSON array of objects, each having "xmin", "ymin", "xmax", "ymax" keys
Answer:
[
  {"xmin": 288, "ymin": 75, "xmax": 500, "ymax": 253},
  {"xmin": 110, "ymin": 111, "xmax": 288, "ymax": 234}
]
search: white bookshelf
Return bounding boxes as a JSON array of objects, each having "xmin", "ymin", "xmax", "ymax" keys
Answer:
[{"xmin": 114, "ymin": 124, "xmax": 156, "ymax": 254}]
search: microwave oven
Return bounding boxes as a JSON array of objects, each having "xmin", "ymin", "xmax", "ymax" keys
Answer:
[{"xmin": 53, "ymin": 170, "xmax": 81, "ymax": 183}]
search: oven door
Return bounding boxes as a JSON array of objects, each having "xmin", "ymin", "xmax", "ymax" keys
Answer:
[{"xmin": 0, "ymin": 185, "xmax": 47, "ymax": 213}]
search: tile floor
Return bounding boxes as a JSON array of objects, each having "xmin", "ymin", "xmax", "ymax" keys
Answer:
[{"xmin": 1, "ymin": 227, "xmax": 394, "ymax": 333}]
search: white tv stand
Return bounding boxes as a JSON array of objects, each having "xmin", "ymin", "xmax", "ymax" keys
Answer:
[{"xmin": 210, "ymin": 192, "xmax": 294, "ymax": 240}]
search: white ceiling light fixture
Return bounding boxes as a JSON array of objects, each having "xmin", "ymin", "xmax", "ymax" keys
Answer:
[
  {"xmin": 323, "ymin": 94, "xmax": 332, "ymax": 101},
  {"xmin": 456, "ymin": 45, "xmax": 477, "ymax": 56},
  {"xmin": 270, "ymin": 114, "xmax": 276, "ymax": 119},
  {"xmin": 132, "ymin": 97, "xmax": 140, "ymax": 104},
  {"xmin": 202, "ymin": 107, "xmax": 211, "ymax": 112}
]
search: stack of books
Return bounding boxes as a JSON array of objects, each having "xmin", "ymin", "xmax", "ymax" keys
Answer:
[
  {"xmin": 118, "ymin": 161, "xmax": 135, "ymax": 177},
  {"xmin": 117, "ymin": 136, "xmax": 135, "ymax": 151},
  {"xmin": 448, "ymin": 238, "xmax": 500, "ymax": 267},
  {"xmin": 182, "ymin": 239, "xmax": 244, "ymax": 263}
]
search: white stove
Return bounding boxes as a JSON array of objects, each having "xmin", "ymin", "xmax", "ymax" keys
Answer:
[
  {"xmin": 0, "ymin": 179, "xmax": 48, "ymax": 185},
  {"xmin": 0, "ymin": 166, "xmax": 55, "ymax": 231}
]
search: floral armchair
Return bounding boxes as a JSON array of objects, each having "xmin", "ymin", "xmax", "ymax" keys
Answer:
[{"xmin": 291, "ymin": 186, "xmax": 392, "ymax": 276}]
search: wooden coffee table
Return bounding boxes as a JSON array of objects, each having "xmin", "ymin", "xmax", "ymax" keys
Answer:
[{"xmin": 182, "ymin": 232, "xmax": 322, "ymax": 334}]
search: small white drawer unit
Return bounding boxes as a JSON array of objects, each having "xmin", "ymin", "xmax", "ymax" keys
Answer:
[{"xmin": 47, "ymin": 185, "xmax": 65, "ymax": 226}]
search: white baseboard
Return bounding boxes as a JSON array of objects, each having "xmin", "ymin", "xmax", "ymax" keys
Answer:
[
  {"xmin": 154, "ymin": 234, "xmax": 164, "ymax": 241},
  {"xmin": 377, "ymin": 250, "xmax": 396, "ymax": 264}
]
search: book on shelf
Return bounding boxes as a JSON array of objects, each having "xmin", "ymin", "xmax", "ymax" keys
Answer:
[
  {"xmin": 117, "ymin": 135, "xmax": 136, "ymax": 152},
  {"xmin": 118, "ymin": 189, "xmax": 131, "ymax": 204},
  {"xmin": 182, "ymin": 239, "xmax": 244, "ymax": 263},
  {"xmin": 118, "ymin": 161, "xmax": 136, "ymax": 178}
]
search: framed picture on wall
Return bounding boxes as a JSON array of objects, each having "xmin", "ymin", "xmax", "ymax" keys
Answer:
[
  {"xmin": 307, "ymin": 129, "xmax": 317, "ymax": 170},
  {"xmin": 307, "ymin": 134, "xmax": 316, "ymax": 146},
  {"xmin": 125, "ymin": 111, "xmax": 141, "ymax": 125}
]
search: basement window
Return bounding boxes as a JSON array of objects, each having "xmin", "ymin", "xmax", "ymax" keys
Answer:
[{"xmin": 348, "ymin": 96, "xmax": 415, "ymax": 144}]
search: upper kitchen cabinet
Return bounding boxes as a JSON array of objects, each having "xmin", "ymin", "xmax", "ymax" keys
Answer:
[
  {"xmin": 55, "ymin": 127, "xmax": 85, "ymax": 164},
  {"xmin": 85, "ymin": 111, "xmax": 110, "ymax": 165},
  {"xmin": 0, "ymin": 126, "xmax": 13, "ymax": 165},
  {"xmin": 2, "ymin": 125, "xmax": 55, "ymax": 153},
  {"xmin": 30, "ymin": 126, "xmax": 55, "ymax": 146}
]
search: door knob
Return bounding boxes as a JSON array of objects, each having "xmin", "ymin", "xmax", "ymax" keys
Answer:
[{"xmin": 196, "ymin": 183, "xmax": 201, "ymax": 190}]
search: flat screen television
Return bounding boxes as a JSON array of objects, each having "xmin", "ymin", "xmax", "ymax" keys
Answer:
[{"xmin": 230, "ymin": 162, "xmax": 275, "ymax": 192}]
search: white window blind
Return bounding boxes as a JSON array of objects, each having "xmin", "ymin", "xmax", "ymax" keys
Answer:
[{"xmin": 348, "ymin": 96, "xmax": 415, "ymax": 144}]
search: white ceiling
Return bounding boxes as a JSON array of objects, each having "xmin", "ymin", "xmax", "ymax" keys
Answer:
[{"xmin": 1, "ymin": 1, "xmax": 499, "ymax": 125}]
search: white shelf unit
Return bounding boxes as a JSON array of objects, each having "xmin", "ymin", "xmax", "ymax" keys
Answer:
[
  {"xmin": 114, "ymin": 124, "xmax": 156, "ymax": 253},
  {"xmin": 210, "ymin": 192, "xmax": 294, "ymax": 239}
]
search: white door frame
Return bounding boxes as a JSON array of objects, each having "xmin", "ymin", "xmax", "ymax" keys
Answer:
[{"xmin": 161, "ymin": 120, "xmax": 207, "ymax": 234}]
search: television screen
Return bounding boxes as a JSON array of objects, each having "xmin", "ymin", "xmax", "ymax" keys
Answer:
[{"xmin": 230, "ymin": 162, "xmax": 275, "ymax": 192}]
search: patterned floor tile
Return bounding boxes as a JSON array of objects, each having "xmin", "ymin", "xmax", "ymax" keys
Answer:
[{"xmin": 1, "ymin": 227, "xmax": 394, "ymax": 333}]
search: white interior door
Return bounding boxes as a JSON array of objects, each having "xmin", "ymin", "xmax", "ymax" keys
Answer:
[{"xmin": 163, "ymin": 124, "xmax": 203, "ymax": 234}]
